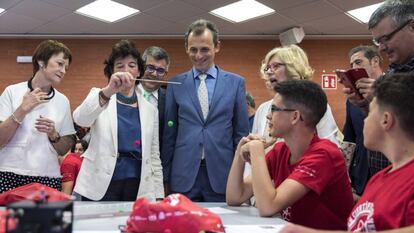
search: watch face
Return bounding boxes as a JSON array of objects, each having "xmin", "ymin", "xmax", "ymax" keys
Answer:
[{"xmin": 49, "ymin": 135, "xmax": 61, "ymax": 143}]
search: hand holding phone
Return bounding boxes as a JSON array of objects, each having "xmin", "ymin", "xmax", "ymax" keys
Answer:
[{"xmin": 336, "ymin": 68, "xmax": 369, "ymax": 100}]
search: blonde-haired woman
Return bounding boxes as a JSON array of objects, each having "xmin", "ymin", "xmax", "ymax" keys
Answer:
[{"xmin": 252, "ymin": 45, "xmax": 342, "ymax": 148}]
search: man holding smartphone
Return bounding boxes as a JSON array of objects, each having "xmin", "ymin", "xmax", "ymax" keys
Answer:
[
  {"xmin": 345, "ymin": 0, "xmax": 414, "ymax": 107},
  {"xmin": 343, "ymin": 0, "xmax": 414, "ymax": 202},
  {"xmin": 343, "ymin": 45, "xmax": 387, "ymax": 202}
]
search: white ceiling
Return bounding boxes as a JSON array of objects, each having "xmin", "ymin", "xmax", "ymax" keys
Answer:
[{"xmin": 0, "ymin": 0, "xmax": 383, "ymax": 38}]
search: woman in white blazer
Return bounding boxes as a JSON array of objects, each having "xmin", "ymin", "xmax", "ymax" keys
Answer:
[{"xmin": 73, "ymin": 40, "xmax": 163, "ymax": 201}]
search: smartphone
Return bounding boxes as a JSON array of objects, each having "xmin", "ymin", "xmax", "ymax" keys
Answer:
[{"xmin": 336, "ymin": 68, "xmax": 368, "ymax": 100}]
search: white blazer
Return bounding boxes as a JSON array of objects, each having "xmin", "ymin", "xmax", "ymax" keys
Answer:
[{"xmin": 73, "ymin": 86, "xmax": 164, "ymax": 201}]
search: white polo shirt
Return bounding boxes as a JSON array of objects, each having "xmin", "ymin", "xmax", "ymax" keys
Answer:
[{"xmin": 0, "ymin": 82, "xmax": 75, "ymax": 177}]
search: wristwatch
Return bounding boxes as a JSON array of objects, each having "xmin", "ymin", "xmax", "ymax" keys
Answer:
[{"xmin": 48, "ymin": 133, "xmax": 61, "ymax": 143}]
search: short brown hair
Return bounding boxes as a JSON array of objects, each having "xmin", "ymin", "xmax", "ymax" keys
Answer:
[
  {"xmin": 373, "ymin": 73, "xmax": 414, "ymax": 140},
  {"xmin": 32, "ymin": 40, "xmax": 72, "ymax": 76},
  {"xmin": 103, "ymin": 40, "xmax": 144, "ymax": 81},
  {"xmin": 184, "ymin": 19, "xmax": 219, "ymax": 49},
  {"xmin": 273, "ymin": 80, "xmax": 327, "ymax": 128},
  {"xmin": 349, "ymin": 45, "xmax": 384, "ymax": 67}
]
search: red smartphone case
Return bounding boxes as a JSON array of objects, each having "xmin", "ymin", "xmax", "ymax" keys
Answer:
[{"xmin": 336, "ymin": 68, "xmax": 368, "ymax": 99}]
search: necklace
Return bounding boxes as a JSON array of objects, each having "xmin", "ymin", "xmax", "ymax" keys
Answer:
[
  {"xmin": 117, "ymin": 91, "xmax": 137, "ymax": 105},
  {"xmin": 27, "ymin": 77, "xmax": 55, "ymax": 100}
]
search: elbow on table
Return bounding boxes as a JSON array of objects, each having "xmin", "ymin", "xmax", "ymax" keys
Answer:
[
  {"xmin": 257, "ymin": 205, "xmax": 277, "ymax": 217},
  {"xmin": 226, "ymin": 196, "xmax": 243, "ymax": 207}
]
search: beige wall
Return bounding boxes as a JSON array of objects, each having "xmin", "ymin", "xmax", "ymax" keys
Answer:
[{"xmin": 0, "ymin": 38, "xmax": 382, "ymax": 129}]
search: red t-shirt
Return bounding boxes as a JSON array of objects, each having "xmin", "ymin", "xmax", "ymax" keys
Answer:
[
  {"xmin": 60, "ymin": 153, "xmax": 83, "ymax": 186},
  {"xmin": 266, "ymin": 136, "xmax": 354, "ymax": 230},
  {"xmin": 348, "ymin": 158, "xmax": 414, "ymax": 231}
]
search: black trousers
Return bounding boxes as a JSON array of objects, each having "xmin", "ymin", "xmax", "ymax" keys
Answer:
[{"xmin": 82, "ymin": 177, "xmax": 140, "ymax": 201}]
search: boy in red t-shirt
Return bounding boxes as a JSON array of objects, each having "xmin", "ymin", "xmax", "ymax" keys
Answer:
[
  {"xmin": 279, "ymin": 74, "xmax": 414, "ymax": 233},
  {"xmin": 226, "ymin": 80, "xmax": 354, "ymax": 230}
]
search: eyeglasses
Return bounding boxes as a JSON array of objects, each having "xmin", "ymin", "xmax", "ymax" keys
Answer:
[
  {"xmin": 263, "ymin": 62, "xmax": 285, "ymax": 72},
  {"xmin": 270, "ymin": 104, "xmax": 304, "ymax": 121},
  {"xmin": 145, "ymin": 64, "xmax": 167, "ymax": 76},
  {"xmin": 270, "ymin": 104, "xmax": 296, "ymax": 113},
  {"xmin": 372, "ymin": 20, "xmax": 412, "ymax": 46}
]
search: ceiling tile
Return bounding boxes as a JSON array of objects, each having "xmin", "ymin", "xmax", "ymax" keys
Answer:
[
  {"xmin": 278, "ymin": 1, "xmax": 343, "ymax": 23},
  {"xmin": 91, "ymin": 13, "xmax": 177, "ymax": 35},
  {"xmin": 169, "ymin": 13, "xmax": 248, "ymax": 36},
  {"xmin": 0, "ymin": 0, "xmax": 23, "ymax": 9},
  {"xmin": 180, "ymin": 0, "xmax": 238, "ymax": 11},
  {"xmin": 30, "ymin": 12, "xmax": 106, "ymax": 34},
  {"xmin": 9, "ymin": 0, "xmax": 70, "ymax": 21},
  {"xmin": 39, "ymin": 0, "xmax": 94, "ymax": 11},
  {"xmin": 304, "ymin": 13, "xmax": 370, "ymax": 35},
  {"xmin": 326, "ymin": 0, "xmax": 384, "ymax": 11},
  {"xmin": 116, "ymin": 0, "xmax": 175, "ymax": 12},
  {"xmin": 144, "ymin": 0, "xmax": 204, "ymax": 22},
  {"xmin": 258, "ymin": 0, "xmax": 318, "ymax": 11},
  {"xmin": 237, "ymin": 13, "xmax": 297, "ymax": 34},
  {"xmin": 0, "ymin": 11, "xmax": 44, "ymax": 33},
  {"xmin": 302, "ymin": 25, "xmax": 321, "ymax": 35}
]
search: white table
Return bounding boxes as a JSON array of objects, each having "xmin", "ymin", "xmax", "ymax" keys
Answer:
[{"xmin": 73, "ymin": 202, "xmax": 287, "ymax": 232}]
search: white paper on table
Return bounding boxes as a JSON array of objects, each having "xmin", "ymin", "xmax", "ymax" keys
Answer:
[
  {"xmin": 207, "ymin": 207, "xmax": 238, "ymax": 214},
  {"xmin": 225, "ymin": 224, "xmax": 285, "ymax": 233}
]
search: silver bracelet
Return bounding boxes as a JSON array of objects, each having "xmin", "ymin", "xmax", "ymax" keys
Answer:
[{"xmin": 11, "ymin": 113, "xmax": 22, "ymax": 125}]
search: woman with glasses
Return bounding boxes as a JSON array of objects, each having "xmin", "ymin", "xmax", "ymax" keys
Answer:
[
  {"xmin": 251, "ymin": 45, "xmax": 342, "ymax": 149},
  {"xmin": 0, "ymin": 40, "xmax": 75, "ymax": 193},
  {"xmin": 73, "ymin": 40, "xmax": 163, "ymax": 201}
]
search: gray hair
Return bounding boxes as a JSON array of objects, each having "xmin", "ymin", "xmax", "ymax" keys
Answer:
[
  {"xmin": 368, "ymin": 0, "xmax": 414, "ymax": 29},
  {"xmin": 184, "ymin": 19, "xmax": 219, "ymax": 48},
  {"xmin": 142, "ymin": 46, "xmax": 170, "ymax": 67}
]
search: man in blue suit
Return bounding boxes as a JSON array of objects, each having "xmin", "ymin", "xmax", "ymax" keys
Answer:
[{"xmin": 162, "ymin": 19, "xmax": 249, "ymax": 202}]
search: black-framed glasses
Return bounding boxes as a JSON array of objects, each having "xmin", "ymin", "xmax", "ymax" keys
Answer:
[
  {"xmin": 270, "ymin": 104, "xmax": 296, "ymax": 113},
  {"xmin": 145, "ymin": 64, "xmax": 167, "ymax": 76},
  {"xmin": 263, "ymin": 62, "xmax": 285, "ymax": 72},
  {"xmin": 372, "ymin": 20, "xmax": 412, "ymax": 46},
  {"xmin": 270, "ymin": 104, "xmax": 304, "ymax": 121}
]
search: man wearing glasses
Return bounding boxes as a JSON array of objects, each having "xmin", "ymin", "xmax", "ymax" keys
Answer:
[
  {"xmin": 346, "ymin": 0, "xmax": 414, "ymax": 109},
  {"xmin": 342, "ymin": 0, "xmax": 413, "ymax": 203},
  {"xmin": 140, "ymin": 46, "xmax": 170, "ymax": 152},
  {"xmin": 226, "ymin": 80, "xmax": 353, "ymax": 229},
  {"xmin": 370, "ymin": 0, "xmax": 414, "ymax": 73}
]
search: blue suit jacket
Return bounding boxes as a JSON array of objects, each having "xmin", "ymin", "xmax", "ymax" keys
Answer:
[{"xmin": 162, "ymin": 66, "xmax": 249, "ymax": 194}]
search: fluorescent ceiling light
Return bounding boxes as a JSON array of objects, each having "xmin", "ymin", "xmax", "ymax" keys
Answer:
[
  {"xmin": 0, "ymin": 8, "xmax": 5, "ymax": 15},
  {"xmin": 210, "ymin": 0, "xmax": 275, "ymax": 23},
  {"xmin": 347, "ymin": 2, "xmax": 383, "ymax": 24},
  {"xmin": 75, "ymin": 0, "xmax": 139, "ymax": 23}
]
